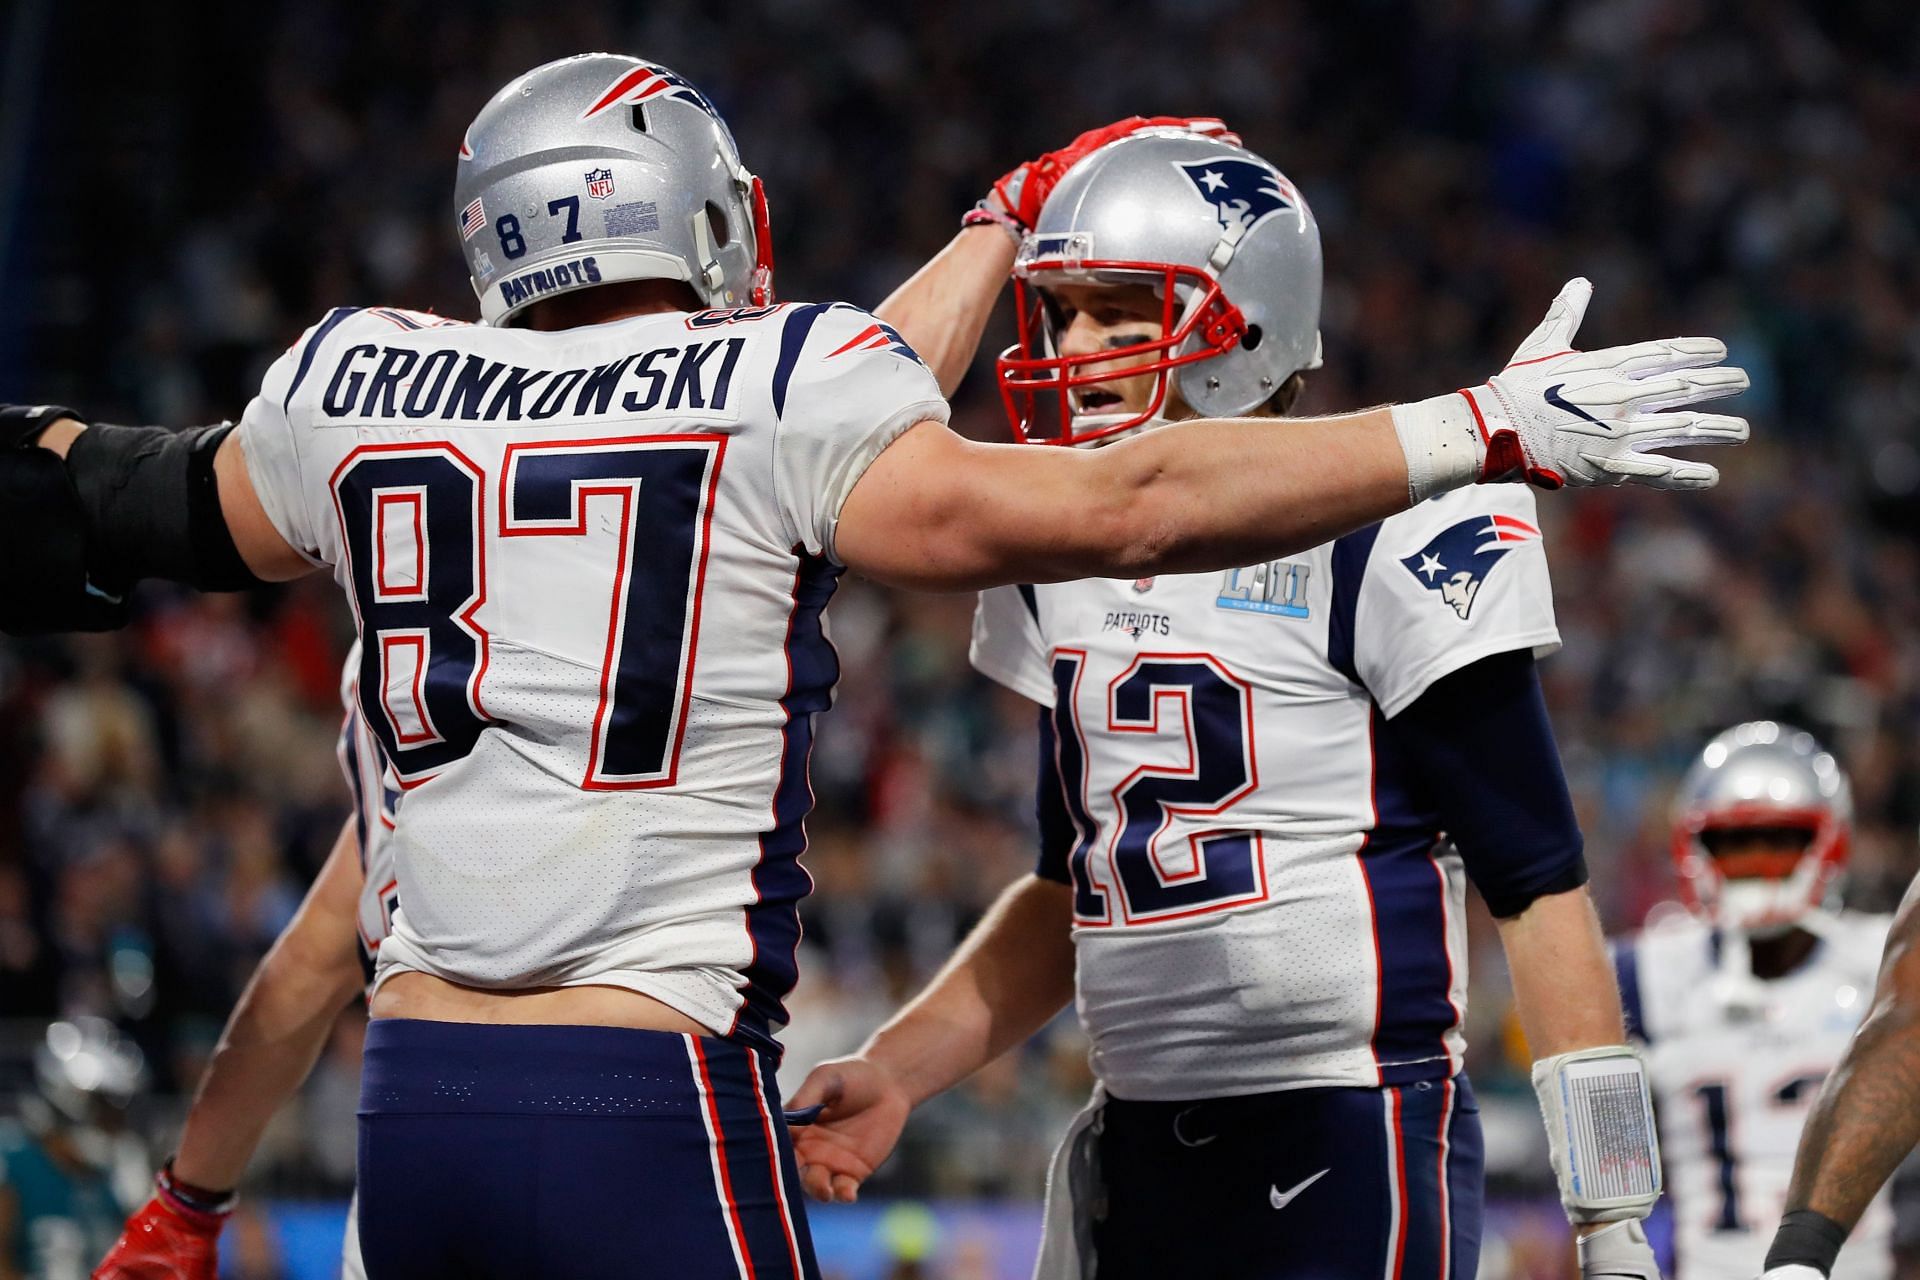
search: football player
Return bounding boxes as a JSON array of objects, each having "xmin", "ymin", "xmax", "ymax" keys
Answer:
[
  {"xmin": 1618, "ymin": 723, "xmax": 1914, "ymax": 1279},
  {"xmin": 2, "ymin": 52, "xmax": 1747, "ymax": 1276},
  {"xmin": 91, "ymin": 650, "xmax": 395, "ymax": 1280},
  {"xmin": 2, "ymin": 1020, "xmax": 146, "ymax": 1280},
  {"xmin": 791, "ymin": 130, "xmax": 1670, "ymax": 1278}
]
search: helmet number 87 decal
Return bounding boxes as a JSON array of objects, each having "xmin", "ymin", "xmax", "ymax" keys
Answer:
[{"xmin": 496, "ymin": 199, "xmax": 584, "ymax": 262}]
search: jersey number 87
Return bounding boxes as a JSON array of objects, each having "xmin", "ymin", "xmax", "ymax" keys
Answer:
[{"xmin": 330, "ymin": 437, "xmax": 723, "ymax": 790}]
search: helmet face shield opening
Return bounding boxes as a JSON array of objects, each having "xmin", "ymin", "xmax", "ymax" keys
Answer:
[{"xmin": 996, "ymin": 258, "xmax": 1247, "ymax": 447}]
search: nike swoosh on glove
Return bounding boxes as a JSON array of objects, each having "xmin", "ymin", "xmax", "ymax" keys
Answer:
[{"xmin": 1391, "ymin": 278, "xmax": 1749, "ymax": 497}]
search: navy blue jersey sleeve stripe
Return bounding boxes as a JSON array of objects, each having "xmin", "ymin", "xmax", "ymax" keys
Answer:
[
  {"xmin": 1614, "ymin": 939, "xmax": 1649, "ymax": 1043},
  {"xmin": 1034, "ymin": 707, "xmax": 1074, "ymax": 884},
  {"xmin": 770, "ymin": 303, "xmax": 833, "ymax": 420},
  {"xmin": 283, "ymin": 307, "xmax": 363, "ymax": 410},
  {"xmin": 1327, "ymin": 523, "xmax": 1382, "ymax": 686},
  {"xmin": 1383, "ymin": 650, "xmax": 1587, "ymax": 919}
]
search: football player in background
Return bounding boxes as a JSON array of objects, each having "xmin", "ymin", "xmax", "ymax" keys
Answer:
[
  {"xmin": 2, "ymin": 50, "xmax": 1748, "ymax": 1275},
  {"xmin": 1, "ymin": 1020, "xmax": 146, "ymax": 1280},
  {"xmin": 793, "ymin": 130, "xmax": 1671, "ymax": 1278},
  {"xmin": 1618, "ymin": 723, "xmax": 1916, "ymax": 1279},
  {"xmin": 91, "ymin": 651, "xmax": 394, "ymax": 1280}
]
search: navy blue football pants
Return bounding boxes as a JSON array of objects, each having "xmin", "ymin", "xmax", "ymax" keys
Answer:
[
  {"xmin": 356, "ymin": 1019, "xmax": 819, "ymax": 1280},
  {"xmin": 1089, "ymin": 1075, "xmax": 1484, "ymax": 1279}
]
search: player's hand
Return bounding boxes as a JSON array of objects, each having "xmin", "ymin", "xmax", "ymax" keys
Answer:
[
  {"xmin": 787, "ymin": 1055, "xmax": 913, "ymax": 1204},
  {"xmin": 969, "ymin": 117, "xmax": 1241, "ymax": 237},
  {"xmin": 1577, "ymin": 1220, "xmax": 1664, "ymax": 1279},
  {"xmin": 1469, "ymin": 277, "xmax": 1749, "ymax": 490},
  {"xmin": 92, "ymin": 1192, "xmax": 224, "ymax": 1280}
]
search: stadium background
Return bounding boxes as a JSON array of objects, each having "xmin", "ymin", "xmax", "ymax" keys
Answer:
[{"xmin": 1, "ymin": 0, "xmax": 1917, "ymax": 1276}]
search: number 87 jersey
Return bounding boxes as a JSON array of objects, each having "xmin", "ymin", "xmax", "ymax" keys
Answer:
[
  {"xmin": 237, "ymin": 300, "xmax": 947, "ymax": 1058},
  {"xmin": 970, "ymin": 483, "xmax": 1560, "ymax": 1101}
]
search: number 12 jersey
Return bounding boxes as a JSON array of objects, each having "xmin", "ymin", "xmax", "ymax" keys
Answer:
[{"xmin": 971, "ymin": 483, "xmax": 1559, "ymax": 1099}]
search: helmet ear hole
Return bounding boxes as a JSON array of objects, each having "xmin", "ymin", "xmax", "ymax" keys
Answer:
[
  {"xmin": 704, "ymin": 200, "xmax": 731, "ymax": 247},
  {"xmin": 629, "ymin": 104, "xmax": 648, "ymax": 133},
  {"xmin": 1242, "ymin": 324, "xmax": 1263, "ymax": 351}
]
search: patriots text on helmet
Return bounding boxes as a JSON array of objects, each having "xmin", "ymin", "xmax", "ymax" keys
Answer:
[
  {"xmin": 497, "ymin": 256, "xmax": 603, "ymax": 310},
  {"xmin": 320, "ymin": 336, "xmax": 747, "ymax": 422}
]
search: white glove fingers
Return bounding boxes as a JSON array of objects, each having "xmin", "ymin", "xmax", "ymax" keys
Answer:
[
  {"xmin": 1508, "ymin": 277, "xmax": 1594, "ymax": 365},
  {"xmin": 1623, "ymin": 410, "xmax": 1749, "ymax": 446},
  {"xmin": 1563, "ymin": 336, "xmax": 1728, "ymax": 377},
  {"xmin": 1623, "ymin": 366, "xmax": 1750, "ymax": 412},
  {"xmin": 1583, "ymin": 449, "xmax": 1721, "ymax": 490}
]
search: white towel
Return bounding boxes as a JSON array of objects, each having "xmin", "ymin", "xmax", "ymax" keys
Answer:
[{"xmin": 1033, "ymin": 1086, "xmax": 1107, "ymax": 1280}]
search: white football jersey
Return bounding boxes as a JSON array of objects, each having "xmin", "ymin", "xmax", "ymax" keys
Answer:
[
  {"xmin": 336, "ymin": 645, "xmax": 399, "ymax": 980},
  {"xmin": 971, "ymin": 482, "xmax": 1559, "ymax": 1099},
  {"xmin": 1619, "ymin": 911, "xmax": 1897, "ymax": 1280},
  {"xmin": 241, "ymin": 301, "xmax": 946, "ymax": 1053}
]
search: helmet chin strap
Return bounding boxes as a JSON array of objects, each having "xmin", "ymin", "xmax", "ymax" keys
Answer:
[
  {"xmin": 1712, "ymin": 904, "xmax": 1838, "ymax": 1015},
  {"xmin": 1710, "ymin": 928, "xmax": 1769, "ymax": 1017}
]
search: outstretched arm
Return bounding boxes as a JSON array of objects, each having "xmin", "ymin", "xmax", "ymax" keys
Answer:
[
  {"xmin": 837, "ymin": 278, "xmax": 1749, "ymax": 593},
  {"xmin": 789, "ymin": 873, "xmax": 1076, "ymax": 1202},
  {"xmin": 1763, "ymin": 876, "xmax": 1920, "ymax": 1277}
]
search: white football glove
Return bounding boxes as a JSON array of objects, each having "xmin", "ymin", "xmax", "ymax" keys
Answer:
[
  {"xmin": 1578, "ymin": 1220, "xmax": 1664, "ymax": 1280},
  {"xmin": 1392, "ymin": 278, "xmax": 1749, "ymax": 499},
  {"xmin": 1758, "ymin": 1269, "xmax": 1828, "ymax": 1280}
]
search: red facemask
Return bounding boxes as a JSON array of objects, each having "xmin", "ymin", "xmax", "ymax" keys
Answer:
[{"xmin": 996, "ymin": 260, "xmax": 1246, "ymax": 447}]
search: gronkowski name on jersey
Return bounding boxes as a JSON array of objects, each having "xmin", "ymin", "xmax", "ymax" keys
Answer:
[
  {"xmin": 242, "ymin": 301, "xmax": 946, "ymax": 1058},
  {"xmin": 970, "ymin": 485, "xmax": 1558, "ymax": 1100},
  {"xmin": 1617, "ymin": 911, "xmax": 1900, "ymax": 1280}
]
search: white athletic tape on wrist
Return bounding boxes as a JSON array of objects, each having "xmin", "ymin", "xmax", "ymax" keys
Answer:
[
  {"xmin": 1389, "ymin": 395, "xmax": 1483, "ymax": 504},
  {"xmin": 1531, "ymin": 1045, "xmax": 1662, "ymax": 1224}
]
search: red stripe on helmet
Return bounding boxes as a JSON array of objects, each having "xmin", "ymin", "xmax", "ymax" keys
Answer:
[{"xmin": 581, "ymin": 66, "xmax": 663, "ymax": 120}]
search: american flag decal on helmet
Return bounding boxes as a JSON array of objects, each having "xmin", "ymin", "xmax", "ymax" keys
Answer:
[
  {"xmin": 580, "ymin": 63, "xmax": 721, "ymax": 123},
  {"xmin": 460, "ymin": 198, "xmax": 486, "ymax": 240},
  {"xmin": 1400, "ymin": 513, "xmax": 1539, "ymax": 621}
]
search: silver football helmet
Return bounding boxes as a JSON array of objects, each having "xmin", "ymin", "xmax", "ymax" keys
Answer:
[
  {"xmin": 998, "ymin": 130, "xmax": 1323, "ymax": 446},
  {"xmin": 454, "ymin": 54, "xmax": 773, "ymax": 326},
  {"xmin": 1670, "ymin": 721, "xmax": 1853, "ymax": 935}
]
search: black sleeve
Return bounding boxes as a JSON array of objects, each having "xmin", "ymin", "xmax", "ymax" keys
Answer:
[
  {"xmin": 1034, "ymin": 706, "xmax": 1075, "ymax": 885},
  {"xmin": 1384, "ymin": 649, "xmax": 1587, "ymax": 919}
]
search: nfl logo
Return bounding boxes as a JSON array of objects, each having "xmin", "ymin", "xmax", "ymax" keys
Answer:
[{"xmin": 585, "ymin": 168, "xmax": 616, "ymax": 200}]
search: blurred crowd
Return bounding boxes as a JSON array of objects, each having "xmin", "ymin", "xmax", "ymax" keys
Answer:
[{"xmin": 2, "ymin": 0, "xmax": 1917, "ymax": 1240}]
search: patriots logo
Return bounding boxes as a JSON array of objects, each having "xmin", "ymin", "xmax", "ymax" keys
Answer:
[
  {"xmin": 1176, "ymin": 158, "xmax": 1297, "ymax": 235},
  {"xmin": 1401, "ymin": 514, "xmax": 1539, "ymax": 620},
  {"xmin": 824, "ymin": 320, "xmax": 925, "ymax": 367},
  {"xmin": 580, "ymin": 63, "xmax": 723, "ymax": 123}
]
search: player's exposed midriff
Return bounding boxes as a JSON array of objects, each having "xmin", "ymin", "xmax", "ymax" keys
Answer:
[{"xmin": 370, "ymin": 971, "xmax": 710, "ymax": 1035}]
